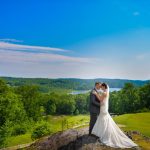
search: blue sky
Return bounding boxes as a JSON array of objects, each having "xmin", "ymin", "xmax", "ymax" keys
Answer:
[{"xmin": 0, "ymin": 0, "xmax": 150, "ymax": 79}]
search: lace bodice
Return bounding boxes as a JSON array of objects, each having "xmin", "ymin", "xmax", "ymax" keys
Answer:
[{"xmin": 100, "ymin": 91, "xmax": 109, "ymax": 114}]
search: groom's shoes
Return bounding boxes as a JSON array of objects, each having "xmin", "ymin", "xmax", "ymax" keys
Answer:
[{"xmin": 88, "ymin": 133, "xmax": 99, "ymax": 139}]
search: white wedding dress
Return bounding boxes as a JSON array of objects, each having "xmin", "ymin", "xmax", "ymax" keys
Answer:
[{"xmin": 92, "ymin": 86, "xmax": 138, "ymax": 148}]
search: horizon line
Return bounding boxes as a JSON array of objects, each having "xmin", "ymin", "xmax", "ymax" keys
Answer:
[{"xmin": 0, "ymin": 75, "xmax": 149, "ymax": 81}]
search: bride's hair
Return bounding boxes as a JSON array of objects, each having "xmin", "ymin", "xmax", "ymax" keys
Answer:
[{"xmin": 101, "ymin": 83, "xmax": 108, "ymax": 89}]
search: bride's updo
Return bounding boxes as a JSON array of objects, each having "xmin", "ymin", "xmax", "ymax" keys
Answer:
[{"xmin": 101, "ymin": 83, "xmax": 108, "ymax": 89}]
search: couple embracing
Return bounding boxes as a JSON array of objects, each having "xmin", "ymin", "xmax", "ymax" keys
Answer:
[{"xmin": 89, "ymin": 82, "xmax": 138, "ymax": 149}]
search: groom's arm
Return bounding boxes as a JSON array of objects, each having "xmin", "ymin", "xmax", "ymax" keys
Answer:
[{"xmin": 91, "ymin": 92, "xmax": 100, "ymax": 107}]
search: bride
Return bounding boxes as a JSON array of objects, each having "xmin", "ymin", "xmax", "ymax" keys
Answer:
[{"xmin": 91, "ymin": 83, "xmax": 138, "ymax": 148}]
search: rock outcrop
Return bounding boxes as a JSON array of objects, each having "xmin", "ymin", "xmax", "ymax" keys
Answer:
[{"xmin": 26, "ymin": 127, "xmax": 140, "ymax": 150}]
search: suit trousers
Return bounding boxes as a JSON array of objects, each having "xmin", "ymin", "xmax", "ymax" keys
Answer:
[{"xmin": 89, "ymin": 113, "xmax": 99, "ymax": 135}]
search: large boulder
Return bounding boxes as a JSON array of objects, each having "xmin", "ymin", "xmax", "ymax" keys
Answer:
[{"xmin": 26, "ymin": 127, "xmax": 138, "ymax": 150}]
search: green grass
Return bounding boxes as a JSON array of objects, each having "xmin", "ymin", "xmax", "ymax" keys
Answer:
[
  {"xmin": 5, "ymin": 113, "xmax": 150, "ymax": 148},
  {"xmin": 113, "ymin": 113, "xmax": 150, "ymax": 149},
  {"xmin": 6, "ymin": 133, "xmax": 32, "ymax": 147},
  {"xmin": 113, "ymin": 112, "xmax": 150, "ymax": 137},
  {"xmin": 45, "ymin": 114, "xmax": 90, "ymax": 133},
  {"xmin": 6, "ymin": 115, "xmax": 90, "ymax": 147}
]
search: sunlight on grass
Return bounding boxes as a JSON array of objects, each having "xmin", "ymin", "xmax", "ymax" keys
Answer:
[
  {"xmin": 114, "ymin": 112, "xmax": 150, "ymax": 137},
  {"xmin": 6, "ymin": 133, "xmax": 32, "ymax": 147},
  {"xmin": 6, "ymin": 113, "xmax": 150, "ymax": 148},
  {"xmin": 46, "ymin": 114, "xmax": 90, "ymax": 132}
]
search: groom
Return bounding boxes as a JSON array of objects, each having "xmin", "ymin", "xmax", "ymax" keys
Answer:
[{"xmin": 89, "ymin": 82, "xmax": 101, "ymax": 135}]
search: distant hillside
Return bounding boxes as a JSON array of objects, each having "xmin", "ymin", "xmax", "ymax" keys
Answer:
[{"xmin": 0, "ymin": 76, "xmax": 149, "ymax": 92}]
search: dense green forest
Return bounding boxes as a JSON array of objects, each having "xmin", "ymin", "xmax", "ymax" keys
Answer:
[
  {"xmin": 0, "ymin": 77, "xmax": 148, "ymax": 92},
  {"xmin": 0, "ymin": 77, "xmax": 150, "ymax": 148}
]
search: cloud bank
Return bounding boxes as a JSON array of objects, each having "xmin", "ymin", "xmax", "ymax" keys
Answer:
[
  {"xmin": 1, "ymin": 31, "xmax": 150, "ymax": 80},
  {"xmin": 0, "ymin": 41, "xmax": 69, "ymax": 53},
  {"xmin": 0, "ymin": 40, "xmax": 99, "ymax": 78}
]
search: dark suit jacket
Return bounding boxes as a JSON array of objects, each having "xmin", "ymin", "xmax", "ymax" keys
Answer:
[{"xmin": 89, "ymin": 88, "xmax": 100, "ymax": 114}]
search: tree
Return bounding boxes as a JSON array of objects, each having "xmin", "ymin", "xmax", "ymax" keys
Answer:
[
  {"xmin": 120, "ymin": 83, "xmax": 140, "ymax": 113},
  {"xmin": 139, "ymin": 82, "xmax": 150, "ymax": 109},
  {"xmin": 0, "ymin": 79, "xmax": 9, "ymax": 93},
  {"xmin": 109, "ymin": 91, "xmax": 120, "ymax": 113},
  {"xmin": 45, "ymin": 99, "xmax": 56, "ymax": 115},
  {"xmin": 0, "ymin": 121, "xmax": 12, "ymax": 148},
  {"xmin": 0, "ymin": 91, "xmax": 27, "ymax": 146},
  {"xmin": 75, "ymin": 94, "xmax": 87, "ymax": 114},
  {"xmin": 42, "ymin": 93, "xmax": 60, "ymax": 115},
  {"xmin": 15, "ymin": 85, "xmax": 41, "ymax": 121},
  {"xmin": 56, "ymin": 95, "xmax": 75, "ymax": 114},
  {"xmin": 109, "ymin": 83, "xmax": 141, "ymax": 114}
]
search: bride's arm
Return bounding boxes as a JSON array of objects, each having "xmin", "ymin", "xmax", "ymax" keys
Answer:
[
  {"xmin": 93, "ymin": 92, "xmax": 107, "ymax": 102},
  {"xmin": 92, "ymin": 92, "xmax": 103, "ymax": 101}
]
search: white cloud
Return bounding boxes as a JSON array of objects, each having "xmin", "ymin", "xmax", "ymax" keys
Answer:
[
  {"xmin": 1, "ymin": 51, "xmax": 149, "ymax": 79},
  {"xmin": 0, "ymin": 38, "xmax": 23, "ymax": 43},
  {"xmin": 66, "ymin": 29, "xmax": 150, "ymax": 79},
  {"xmin": 0, "ymin": 41, "xmax": 69, "ymax": 53},
  {"xmin": 1, "ymin": 32, "xmax": 150, "ymax": 80},
  {"xmin": 0, "ymin": 40, "xmax": 99, "ymax": 78},
  {"xmin": 136, "ymin": 54, "xmax": 146, "ymax": 60},
  {"xmin": 136, "ymin": 53, "xmax": 150, "ymax": 60},
  {"xmin": 0, "ymin": 47, "xmax": 100, "ymax": 79},
  {"xmin": 0, "ymin": 49, "xmax": 94, "ymax": 63}
]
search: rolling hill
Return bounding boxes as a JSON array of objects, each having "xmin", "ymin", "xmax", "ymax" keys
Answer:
[{"xmin": 0, "ymin": 76, "xmax": 149, "ymax": 92}]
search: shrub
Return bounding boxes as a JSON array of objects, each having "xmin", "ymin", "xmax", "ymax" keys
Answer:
[
  {"xmin": 0, "ymin": 121, "xmax": 13, "ymax": 148},
  {"xmin": 74, "ymin": 109, "xmax": 79, "ymax": 115},
  {"xmin": 31, "ymin": 122, "xmax": 52, "ymax": 140},
  {"xmin": 11, "ymin": 124, "xmax": 27, "ymax": 136},
  {"xmin": 137, "ymin": 108, "xmax": 150, "ymax": 113}
]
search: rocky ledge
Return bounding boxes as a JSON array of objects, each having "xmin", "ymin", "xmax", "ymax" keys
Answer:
[{"xmin": 25, "ymin": 127, "xmax": 144, "ymax": 150}]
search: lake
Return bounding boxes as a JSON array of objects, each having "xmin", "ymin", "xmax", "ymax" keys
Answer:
[{"xmin": 70, "ymin": 88, "xmax": 121, "ymax": 95}]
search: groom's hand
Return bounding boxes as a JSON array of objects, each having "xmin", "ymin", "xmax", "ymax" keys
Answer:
[
  {"xmin": 91, "ymin": 90, "xmax": 100, "ymax": 107},
  {"xmin": 92, "ymin": 91, "xmax": 97, "ymax": 95}
]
